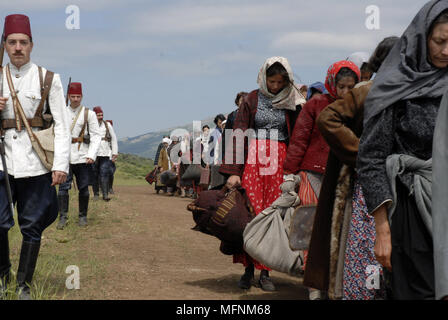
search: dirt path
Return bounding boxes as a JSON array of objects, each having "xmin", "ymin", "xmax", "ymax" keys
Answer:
[{"xmin": 43, "ymin": 185, "xmax": 308, "ymax": 300}]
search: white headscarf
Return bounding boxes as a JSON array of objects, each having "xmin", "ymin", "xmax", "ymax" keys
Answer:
[
  {"xmin": 162, "ymin": 137, "xmax": 171, "ymax": 145},
  {"xmin": 346, "ymin": 52, "xmax": 370, "ymax": 69},
  {"xmin": 257, "ymin": 56, "xmax": 306, "ymax": 111}
]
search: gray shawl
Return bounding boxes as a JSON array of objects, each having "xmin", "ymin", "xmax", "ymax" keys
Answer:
[
  {"xmin": 385, "ymin": 154, "xmax": 432, "ymax": 235},
  {"xmin": 364, "ymin": 0, "xmax": 448, "ymax": 126},
  {"xmin": 433, "ymin": 88, "xmax": 448, "ymax": 300}
]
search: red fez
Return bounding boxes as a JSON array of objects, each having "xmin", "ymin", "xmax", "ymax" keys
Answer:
[
  {"xmin": 68, "ymin": 82, "xmax": 82, "ymax": 95},
  {"xmin": 3, "ymin": 14, "xmax": 32, "ymax": 41},
  {"xmin": 93, "ymin": 106, "xmax": 103, "ymax": 114},
  {"xmin": 106, "ymin": 120, "xmax": 113, "ymax": 126}
]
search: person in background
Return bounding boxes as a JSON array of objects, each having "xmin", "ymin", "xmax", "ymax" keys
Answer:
[
  {"xmin": 155, "ymin": 137, "xmax": 171, "ymax": 194},
  {"xmin": 91, "ymin": 107, "xmax": 118, "ymax": 202},
  {"xmin": 285, "ymin": 60, "xmax": 361, "ymax": 300},
  {"xmin": 56, "ymin": 81, "xmax": 101, "ymax": 229},
  {"xmin": 154, "ymin": 135, "xmax": 170, "ymax": 194},
  {"xmin": 221, "ymin": 56, "xmax": 304, "ymax": 292},
  {"xmin": 106, "ymin": 120, "xmax": 116, "ymax": 194},
  {"xmin": 166, "ymin": 136, "xmax": 180, "ymax": 196},
  {"xmin": 207, "ymin": 114, "xmax": 226, "ymax": 165},
  {"xmin": 306, "ymin": 82, "xmax": 328, "ymax": 101},
  {"xmin": 221, "ymin": 92, "xmax": 248, "ymax": 163}
]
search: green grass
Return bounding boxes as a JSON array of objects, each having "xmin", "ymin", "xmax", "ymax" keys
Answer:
[
  {"xmin": 114, "ymin": 153, "xmax": 154, "ymax": 186},
  {"xmin": 1, "ymin": 153, "xmax": 150, "ymax": 300}
]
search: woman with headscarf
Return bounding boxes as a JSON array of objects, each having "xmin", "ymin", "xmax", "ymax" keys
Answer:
[
  {"xmin": 304, "ymin": 36, "xmax": 399, "ymax": 300},
  {"xmin": 357, "ymin": 0, "xmax": 448, "ymax": 300},
  {"xmin": 283, "ymin": 60, "xmax": 360, "ymax": 300},
  {"xmin": 220, "ymin": 57, "xmax": 305, "ymax": 291},
  {"xmin": 306, "ymin": 82, "xmax": 328, "ymax": 101}
]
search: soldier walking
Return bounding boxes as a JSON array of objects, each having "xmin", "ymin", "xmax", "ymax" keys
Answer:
[
  {"xmin": 91, "ymin": 107, "xmax": 118, "ymax": 201},
  {"xmin": 0, "ymin": 14, "xmax": 70, "ymax": 299},
  {"xmin": 56, "ymin": 82, "xmax": 101, "ymax": 229}
]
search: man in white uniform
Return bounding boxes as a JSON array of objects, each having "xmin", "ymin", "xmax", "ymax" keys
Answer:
[
  {"xmin": 91, "ymin": 107, "xmax": 118, "ymax": 201},
  {"xmin": 56, "ymin": 82, "xmax": 100, "ymax": 229},
  {"xmin": 0, "ymin": 14, "xmax": 70, "ymax": 299}
]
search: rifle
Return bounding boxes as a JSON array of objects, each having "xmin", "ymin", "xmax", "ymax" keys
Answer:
[
  {"xmin": 0, "ymin": 32, "xmax": 15, "ymax": 216},
  {"xmin": 65, "ymin": 77, "xmax": 71, "ymax": 106}
]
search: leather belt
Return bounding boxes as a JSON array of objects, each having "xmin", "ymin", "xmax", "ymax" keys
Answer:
[{"xmin": 2, "ymin": 118, "xmax": 44, "ymax": 130}]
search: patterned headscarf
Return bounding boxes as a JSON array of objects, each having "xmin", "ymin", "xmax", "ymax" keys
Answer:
[
  {"xmin": 257, "ymin": 56, "xmax": 306, "ymax": 110},
  {"xmin": 325, "ymin": 60, "xmax": 361, "ymax": 99}
]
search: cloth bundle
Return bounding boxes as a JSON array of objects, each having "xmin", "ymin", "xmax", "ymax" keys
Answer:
[{"xmin": 243, "ymin": 174, "xmax": 305, "ymax": 276}]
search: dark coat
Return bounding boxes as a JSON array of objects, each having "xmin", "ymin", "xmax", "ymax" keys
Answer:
[
  {"xmin": 303, "ymin": 82, "xmax": 371, "ymax": 290},
  {"xmin": 219, "ymin": 89, "xmax": 300, "ymax": 177},
  {"xmin": 283, "ymin": 94, "xmax": 334, "ymax": 175}
]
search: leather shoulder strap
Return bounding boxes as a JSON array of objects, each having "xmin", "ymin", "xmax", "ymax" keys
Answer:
[
  {"xmin": 79, "ymin": 107, "xmax": 89, "ymax": 138},
  {"xmin": 34, "ymin": 67, "xmax": 54, "ymax": 118},
  {"xmin": 104, "ymin": 120, "xmax": 111, "ymax": 138}
]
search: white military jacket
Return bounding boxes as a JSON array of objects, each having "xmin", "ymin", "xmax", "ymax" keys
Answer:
[
  {"xmin": 97, "ymin": 121, "xmax": 118, "ymax": 158},
  {"xmin": 66, "ymin": 105, "xmax": 101, "ymax": 164},
  {"xmin": 0, "ymin": 62, "xmax": 70, "ymax": 178}
]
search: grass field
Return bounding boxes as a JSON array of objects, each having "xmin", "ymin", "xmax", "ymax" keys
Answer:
[{"xmin": 2, "ymin": 153, "xmax": 152, "ymax": 300}]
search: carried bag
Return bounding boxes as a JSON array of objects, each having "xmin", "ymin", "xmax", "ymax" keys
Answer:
[
  {"xmin": 160, "ymin": 170, "xmax": 177, "ymax": 186},
  {"xmin": 243, "ymin": 181, "xmax": 304, "ymax": 276},
  {"xmin": 187, "ymin": 186, "xmax": 255, "ymax": 254},
  {"xmin": 289, "ymin": 205, "xmax": 318, "ymax": 250},
  {"xmin": 199, "ymin": 166, "xmax": 210, "ymax": 185},
  {"xmin": 209, "ymin": 164, "xmax": 226, "ymax": 189},
  {"xmin": 4, "ymin": 65, "xmax": 55, "ymax": 171},
  {"xmin": 145, "ymin": 168, "xmax": 158, "ymax": 185},
  {"xmin": 181, "ymin": 164, "xmax": 201, "ymax": 182}
]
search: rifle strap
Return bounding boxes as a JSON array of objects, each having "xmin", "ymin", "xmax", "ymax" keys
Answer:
[
  {"xmin": 77, "ymin": 107, "xmax": 89, "ymax": 150},
  {"xmin": 70, "ymin": 106, "xmax": 84, "ymax": 133}
]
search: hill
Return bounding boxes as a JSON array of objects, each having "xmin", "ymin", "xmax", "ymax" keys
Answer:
[
  {"xmin": 115, "ymin": 153, "xmax": 154, "ymax": 183},
  {"xmin": 118, "ymin": 117, "xmax": 216, "ymax": 159}
]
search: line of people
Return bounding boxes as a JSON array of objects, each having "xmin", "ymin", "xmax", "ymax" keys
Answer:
[
  {"xmin": 0, "ymin": 14, "xmax": 118, "ymax": 299},
  {"xmin": 178, "ymin": 0, "xmax": 447, "ymax": 301},
  {"xmin": 56, "ymin": 83, "xmax": 119, "ymax": 229}
]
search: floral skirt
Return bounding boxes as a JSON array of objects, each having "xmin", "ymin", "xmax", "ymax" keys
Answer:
[
  {"xmin": 342, "ymin": 181, "xmax": 386, "ymax": 300},
  {"xmin": 233, "ymin": 139, "xmax": 286, "ymax": 270}
]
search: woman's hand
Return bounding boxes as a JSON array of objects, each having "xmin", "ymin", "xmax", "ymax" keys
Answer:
[
  {"xmin": 373, "ymin": 204, "xmax": 392, "ymax": 271},
  {"xmin": 226, "ymin": 175, "xmax": 241, "ymax": 189}
]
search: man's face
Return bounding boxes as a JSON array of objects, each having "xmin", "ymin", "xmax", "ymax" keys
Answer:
[
  {"xmin": 68, "ymin": 94, "xmax": 82, "ymax": 108},
  {"xmin": 217, "ymin": 119, "xmax": 223, "ymax": 129},
  {"xmin": 4, "ymin": 33, "xmax": 33, "ymax": 68},
  {"xmin": 96, "ymin": 112, "xmax": 104, "ymax": 121}
]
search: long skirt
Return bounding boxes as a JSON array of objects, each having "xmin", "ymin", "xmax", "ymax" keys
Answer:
[
  {"xmin": 297, "ymin": 171, "xmax": 319, "ymax": 270},
  {"xmin": 233, "ymin": 139, "xmax": 286, "ymax": 270},
  {"xmin": 388, "ymin": 179, "xmax": 434, "ymax": 300},
  {"xmin": 343, "ymin": 181, "xmax": 386, "ymax": 300}
]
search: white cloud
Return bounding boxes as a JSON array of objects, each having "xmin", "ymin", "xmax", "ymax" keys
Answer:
[
  {"xmin": 129, "ymin": 2, "xmax": 309, "ymax": 35},
  {"xmin": 0, "ymin": 0, "xmax": 133, "ymax": 11},
  {"xmin": 271, "ymin": 31, "xmax": 378, "ymax": 52}
]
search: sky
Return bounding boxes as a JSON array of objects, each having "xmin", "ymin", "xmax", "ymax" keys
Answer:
[{"xmin": 0, "ymin": 0, "xmax": 430, "ymax": 138}]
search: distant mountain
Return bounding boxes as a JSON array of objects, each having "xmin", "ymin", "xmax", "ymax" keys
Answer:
[{"xmin": 118, "ymin": 117, "xmax": 216, "ymax": 159}]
